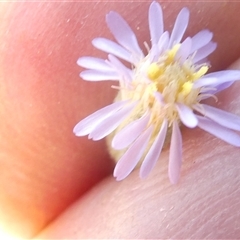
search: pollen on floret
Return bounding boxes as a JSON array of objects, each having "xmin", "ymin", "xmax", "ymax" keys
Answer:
[
  {"xmin": 181, "ymin": 81, "xmax": 193, "ymax": 96},
  {"xmin": 192, "ymin": 65, "xmax": 209, "ymax": 80},
  {"xmin": 166, "ymin": 44, "xmax": 181, "ymax": 64},
  {"xmin": 147, "ymin": 63, "xmax": 164, "ymax": 80},
  {"xmin": 74, "ymin": 0, "xmax": 240, "ymax": 184}
]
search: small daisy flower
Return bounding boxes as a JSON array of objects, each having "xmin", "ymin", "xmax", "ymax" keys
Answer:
[{"xmin": 74, "ymin": 1, "xmax": 240, "ymax": 184}]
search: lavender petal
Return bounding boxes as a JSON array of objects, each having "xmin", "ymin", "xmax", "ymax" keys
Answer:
[
  {"xmin": 190, "ymin": 30, "xmax": 213, "ymax": 54},
  {"xmin": 193, "ymin": 42, "xmax": 217, "ymax": 63},
  {"xmin": 77, "ymin": 57, "xmax": 113, "ymax": 71},
  {"xmin": 149, "ymin": 1, "xmax": 163, "ymax": 45},
  {"xmin": 197, "ymin": 115, "xmax": 240, "ymax": 147},
  {"xmin": 204, "ymin": 70, "xmax": 240, "ymax": 83},
  {"xmin": 106, "ymin": 11, "xmax": 143, "ymax": 58},
  {"xmin": 113, "ymin": 126, "xmax": 153, "ymax": 181},
  {"xmin": 89, "ymin": 101, "xmax": 138, "ymax": 141},
  {"xmin": 176, "ymin": 103, "xmax": 198, "ymax": 128},
  {"xmin": 213, "ymin": 81, "xmax": 234, "ymax": 94},
  {"xmin": 107, "ymin": 54, "xmax": 133, "ymax": 83},
  {"xmin": 92, "ymin": 38, "xmax": 133, "ymax": 64},
  {"xmin": 73, "ymin": 100, "xmax": 129, "ymax": 136},
  {"xmin": 158, "ymin": 31, "xmax": 170, "ymax": 52},
  {"xmin": 149, "ymin": 44, "xmax": 160, "ymax": 62},
  {"xmin": 112, "ymin": 110, "xmax": 150, "ymax": 150},
  {"xmin": 193, "ymin": 77, "xmax": 219, "ymax": 88},
  {"xmin": 154, "ymin": 92, "xmax": 164, "ymax": 104},
  {"xmin": 194, "ymin": 104, "xmax": 240, "ymax": 131},
  {"xmin": 194, "ymin": 70, "xmax": 240, "ymax": 88},
  {"xmin": 168, "ymin": 8, "xmax": 189, "ymax": 48},
  {"xmin": 175, "ymin": 37, "xmax": 192, "ymax": 63},
  {"xmin": 80, "ymin": 70, "xmax": 119, "ymax": 81},
  {"xmin": 199, "ymin": 81, "xmax": 234, "ymax": 99},
  {"xmin": 140, "ymin": 119, "xmax": 168, "ymax": 178},
  {"xmin": 169, "ymin": 121, "xmax": 182, "ymax": 184}
]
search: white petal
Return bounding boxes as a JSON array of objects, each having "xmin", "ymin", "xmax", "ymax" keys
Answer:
[
  {"xmin": 89, "ymin": 101, "xmax": 137, "ymax": 141},
  {"xmin": 197, "ymin": 115, "xmax": 240, "ymax": 147},
  {"xmin": 193, "ymin": 42, "xmax": 217, "ymax": 63},
  {"xmin": 168, "ymin": 8, "xmax": 189, "ymax": 48},
  {"xmin": 190, "ymin": 30, "xmax": 213, "ymax": 54},
  {"xmin": 140, "ymin": 119, "xmax": 168, "ymax": 178},
  {"xmin": 169, "ymin": 121, "xmax": 182, "ymax": 184},
  {"xmin": 176, "ymin": 103, "xmax": 198, "ymax": 128},
  {"xmin": 73, "ymin": 100, "xmax": 129, "ymax": 136},
  {"xmin": 113, "ymin": 126, "xmax": 153, "ymax": 181},
  {"xmin": 194, "ymin": 104, "xmax": 240, "ymax": 131},
  {"xmin": 92, "ymin": 38, "xmax": 133, "ymax": 64},
  {"xmin": 80, "ymin": 70, "xmax": 119, "ymax": 81},
  {"xmin": 106, "ymin": 11, "xmax": 143, "ymax": 58},
  {"xmin": 112, "ymin": 110, "xmax": 150, "ymax": 150},
  {"xmin": 77, "ymin": 57, "xmax": 113, "ymax": 71},
  {"xmin": 149, "ymin": 1, "xmax": 163, "ymax": 45}
]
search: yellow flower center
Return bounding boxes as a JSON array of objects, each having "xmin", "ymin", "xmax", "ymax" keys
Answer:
[{"xmin": 120, "ymin": 44, "xmax": 209, "ymax": 130}]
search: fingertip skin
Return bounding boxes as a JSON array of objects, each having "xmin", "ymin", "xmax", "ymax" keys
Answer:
[{"xmin": 1, "ymin": 1, "xmax": 240, "ymax": 239}]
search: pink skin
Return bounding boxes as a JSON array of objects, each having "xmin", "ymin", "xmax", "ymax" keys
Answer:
[{"xmin": 0, "ymin": 2, "xmax": 240, "ymax": 239}]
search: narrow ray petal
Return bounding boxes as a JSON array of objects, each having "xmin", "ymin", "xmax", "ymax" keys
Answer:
[
  {"xmin": 106, "ymin": 11, "xmax": 143, "ymax": 58},
  {"xmin": 92, "ymin": 38, "xmax": 133, "ymax": 64},
  {"xmin": 158, "ymin": 31, "xmax": 169, "ymax": 52},
  {"xmin": 195, "ymin": 57, "xmax": 210, "ymax": 66},
  {"xmin": 112, "ymin": 110, "xmax": 150, "ymax": 150},
  {"xmin": 193, "ymin": 42, "xmax": 217, "ymax": 63},
  {"xmin": 80, "ymin": 70, "xmax": 119, "ymax": 81},
  {"xmin": 149, "ymin": 44, "xmax": 160, "ymax": 62},
  {"xmin": 193, "ymin": 77, "xmax": 218, "ymax": 88},
  {"xmin": 114, "ymin": 126, "xmax": 153, "ymax": 181},
  {"xmin": 73, "ymin": 100, "xmax": 129, "ymax": 136},
  {"xmin": 89, "ymin": 101, "xmax": 138, "ymax": 141},
  {"xmin": 190, "ymin": 30, "xmax": 213, "ymax": 53},
  {"xmin": 197, "ymin": 116, "xmax": 240, "ymax": 147},
  {"xmin": 169, "ymin": 121, "xmax": 182, "ymax": 184},
  {"xmin": 194, "ymin": 104, "xmax": 240, "ymax": 131},
  {"xmin": 175, "ymin": 37, "xmax": 192, "ymax": 63},
  {"xmin": 140, "ymin": 119, "xmax": 168, "ymax": 178},
  {"xmin": 198, "ymin": 81, "xmax": 234, "ymax": 99},
  {"xmin": 194, "ymin": 70, "xmax": 240, "ymax": 88},
  {"xmin": 107, "ymin": 54, "xmax": 133, "ymax": 83},
  {"xmin": 168, "ymin": 8, "xmax": 189, "ymax": 48},
  {"xmin": 149, "ymin": 1, "xmax": 163, "ymax": 45},
  {"xmin": 176, "ymin": 103, "xmax": 198, "ymax": 128},
  {"xmin": 154, "ymin": 92, "xmax": 164, "ymax": 104},
  {"xmin": 204, "ymin": 70, "xmax": 240, "ymax": 82},
  {"xmin": 77, "ymin": 57, "xmax": 113, "ymax": 71},
  {"xmin": 213, "ymin": 81, "xmax": 234, "ymax": 93}
]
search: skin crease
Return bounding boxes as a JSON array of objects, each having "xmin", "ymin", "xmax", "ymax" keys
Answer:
[{"xmin": 0, "ymin": 1, "xmax": 240, "ymax": 239}]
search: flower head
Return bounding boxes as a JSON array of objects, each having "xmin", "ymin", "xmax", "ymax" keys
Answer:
[{"xmin": 74, "ymin": 1, "xmax": 240, "ymax": 184}]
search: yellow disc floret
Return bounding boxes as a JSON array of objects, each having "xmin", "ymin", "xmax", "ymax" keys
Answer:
[
  {"xmin": 180, "ymin": 81, "xmax": 193, "ymax": 96},
  {"xmin": 166, "ymin": 44, "xmax": 181, "ymax": 64},
  {"xmin": 192, "ymin": 65, "xmax": 209, "ymax": 80},
  {"xmin": 119, "ymin": 43, "xmax": 210, "ymax": 133},
  {"xmin": 147, "ymin": 62, "xmax": 164, "ymax": 81}
]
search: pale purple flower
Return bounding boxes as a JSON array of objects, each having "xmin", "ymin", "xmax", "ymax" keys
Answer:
[{"xmin": 74, "ymin": 1, "xmax": 240, "ymax": 184}]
